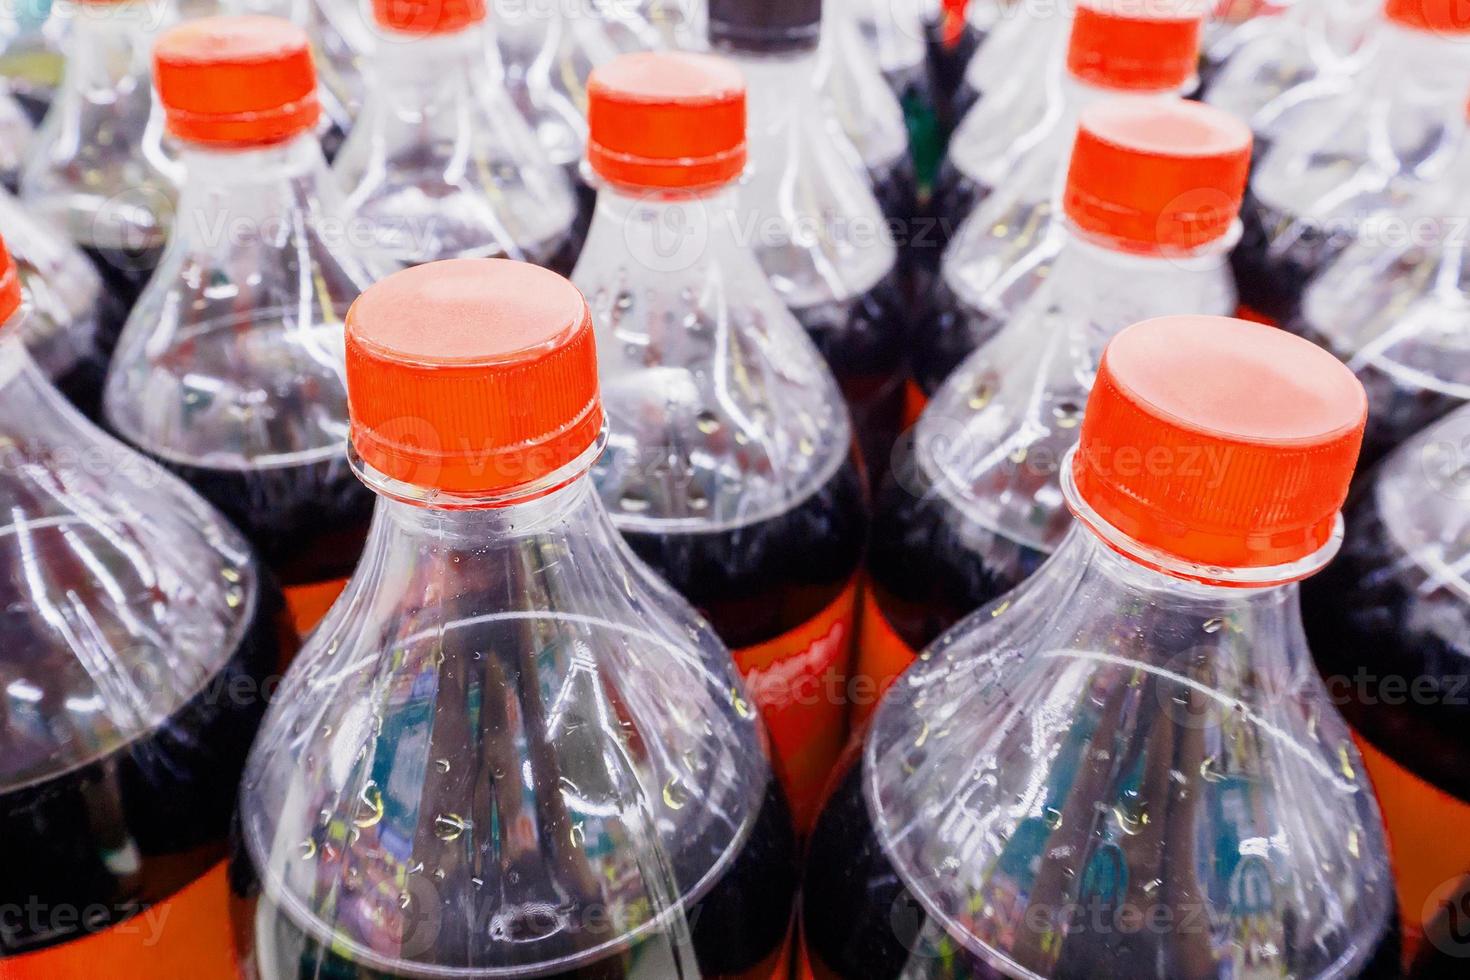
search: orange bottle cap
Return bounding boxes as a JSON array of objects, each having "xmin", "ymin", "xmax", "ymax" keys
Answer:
[
  {"xmin": 1384, "ymin": 0, "xmax": 1470, "ymax": 34},
  {"xmin": 1064, "ymin": 98, "xmax": 1252, "ymax": 253},
  {"xmin": 1074, "ymin": 316, "xmax": 1367, "ymax": 570},
  {"xmin": 346, "ymin": 259, "xmax": 603, "ymax": 497},
  {"xmin": 372, "ymin": 0, "xmax": 486, "ymax": 35},
  {"xmin": 588, "ymin": 52, "xmax": 747, "ymax": 191},
  {"xmin": 1067, "ymin": 0, "xmax": 1204, "ymax": 91},
  {"xmin": 0, "ymin": 235, "xmax": 19, "ymax": 326},
  {"xmin": 154, "ymin": 16, "xmax": 320, "ymax": 148}
]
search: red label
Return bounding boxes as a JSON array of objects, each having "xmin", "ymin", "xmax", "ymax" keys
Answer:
[
  {"xmin": 1354, "ymin": 732, "xmax": 1470, "ymax": 966},
  {"xmin": 903, "ymin": 378, "xmax": 928, "ymax": 432},
  {"xmin": 851, "ymin": 588, "xmax": 918, "ymax": 730},
  {"xmin": 284, "ymin": 577, "xmax": 349, "ymax": 637},
  {"xmin": 0, "ymin": 863, "xmax": 236, "ymax": 980},
  {"xmin": 734, "ymin": 581, "xmax": 858, "ymax": 831}
]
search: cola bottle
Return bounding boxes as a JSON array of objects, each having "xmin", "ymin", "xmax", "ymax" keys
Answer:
[
  {"xmin": 857, "ymin": 98, "xmax": 1250, "ymax": 719},
  {"xmin": 1235, "ymin": 0, "xmax": 1470, "ymax": 326},
  {"xmin": 0, "ymin": 230, "xmax": 290, "ymax": 974},
  {"xmin": 231, "ymin": 257, "xmax": 798, "ymax": 980},
  {"xmin": 0, "ymin": 0, "xmax": 62, "ymax": 124},
  {"xmin": 926, "ymin": 0, "xmax": 986, "ymax": 135},
  {"xmin": 19, "ymin": 0, "xmax": 181, "ymax": 319},
  {"xmin": 710, "ymin": 0, "xmax": 908, "ymax": 480},
  {"xmin": 932, "ymin": 0, "xmax": 1201, "ymax": 271},
  {"xmin": 846, "ymin": 0, "xmax": 942, "ymax": 187},
  {"xmin": 1303, "ymin": 406, "xmax": 1470, "ymax": 955},
  {"xmin": 104, "ymin": 16, "xmax": 391, "ymax": 634},
  {"xmin": 335, "ymin": 0, "xmax": 580, "ymax": 271},
  {"xmin": 804, "ymin": 313, "xmax": 1401, "ymax": 979},
  {"xmin": 913, "ymin": 0, "xmax": 1204, "ymax": 407},
  {"xmin": 1, "ymin": 186, "xmax": 122, "ymax": 420},
  {"xmin": 576, "ymin": 50, "xmax": 869, "ymax": 828}
]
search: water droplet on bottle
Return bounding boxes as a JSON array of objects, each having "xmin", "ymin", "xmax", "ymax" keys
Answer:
[
  {"xmin": 695, "ymin": 411, "xmax": 720, "ymax": 435},
  {"xmin": 354, "ymin": 782, "xmax": 384, "ymax": 828},
  {"xmin": 1338, "ymin": 743, "xmax": 1357, "ymax": 782},
  {"xmin": 731, "ymin": 687, "xmax": 753, "ymax": 719},
  {"xmin": 408, "ymin": 861, "xmax": 424, "ymax": 874},
  {"xmin": 435, "ymin": 758, "xmax": 451, "ymax": 774},
  {"xmin": 1043, "ymin": 806, "xmax": 1063, "ymax": 830},
  {"xmin": 968, "ymin": 381, "xmax": 995, "ymax": 411},
  {"xmin": 570, "ymin": 822, "xmax": 586, "ymax": 846},
  {"xmin": 399, "ymin": 892, "xmax": 411, "ymax": 909},
  {"xmin": 434, "ymin": 813, "xmax": 470, "ymax": 841},
  {"xmin": 433, "ymin": 868, "xmax": 446, "ymax": 881},
  {"xmin": 1202, "ymin": 617, "xmax": 1225, "ymax": 634},
  {"xmin": 471, "ymin": 876, "xmax": 484, "ymax": 888},
  {"xmin": 1199, "ymin": 755, "xmax": 1226, "ymax": 783},
  {"xmin": 664, "ymin": 776, "xmax": 689, "ymax": 810},
  {"xmin": 298, "ymin": 838, "xmax": 316, "ymax": 859},
  {"xmin": 1347, "ymin": 827, "xmax": 1361, "ymax": 858},
  {"xmin": 1114, "ymin": 795, "xmax": 1149, "ymax": 836},
  {"xmin": 990, "ymin": 600, "xmax": 1011, "ymax": 618},
  {"xmin": 620, "ymin": 489, "xmax": 650, "ymax": 514}
]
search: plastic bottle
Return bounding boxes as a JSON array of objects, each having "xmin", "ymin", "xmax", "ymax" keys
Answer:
[
  {"xmin": 1290, "ymin": 102, "xmax": 1470, "ymax": 468},
  {"xmin": 803, "ymin": 313, "xmax": 1401, "ymax": 979},
  {"xmin": 335, "ymin": 0, "xmax": 580, "ymax": 272},
  {"xmin": 926, "ymin": 0, "xmax": 985, "ymax": 134},
  {"xmin": 1, "ymin": 186, "xmax": 121, "ymax": 420},
  {"xmin": 932, "ymin": 0, "xmax": 1201, "ymax": 272},
  {"xmin": 19, "ymin": 0, "xmax": 181, "ymax": 316},
  {"xmin": 103, "ymin": 16, "xmax": 391, "ymax": 635},
  {"xmin": 0, "ymin": 231, "xmax": 291, "ymax": 975},
  {"xmin": 575, "ymin": 50, "xmax": 869, "ymax": 829},
  {"xmin": 913, "ymin": 0, "xmax": 1204, "ymax": 406},
  {"xmin": 709, "ymin": 0, "xmax": 908, "ymax": 480},
  {"xmin": 857, "ymin": 98, "xmax": 1250, "ymax": 721},
  {"xmin": 231, "ymin": 257, "xmax": 798, "ymax": 979},
  {"xmin": 0, "ymin": 0, "xmax": 64, "ymax": 124},
  {"xmin": 1235, "ymin": 0, "xmax": 1470, "ymax": 326},
  {"xmin": 943, "ymin": 0, "xmax": 1075, "ymax": 141},
  {"xmin": 1303, "ymin": 406, "xmax": 1470, "ymax": 954}
]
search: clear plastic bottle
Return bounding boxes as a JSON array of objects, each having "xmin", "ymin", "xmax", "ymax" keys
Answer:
[
  {"xmin": 914, "ymin": 0, "xmax": 1204, "ymax": 404},
  {"xmin": 803, "ymin": 313, "xmax": 1401, "ymax": 980},
  {"xmin": 103, "ymin": 16, "xmax": 391, "ymax": 635},
  {"xmin": 334, "ymin": 0, "xmax": 580, "ymax": 272},
  {"xmin": 0, "ymin": 0, "xmax": 63, "ymax": 123},
  {"xmin": 232, "ymin": 257, "xmax": 798, "ymax": 980},
  {"xmin": 0, "ymin": 231, "xmax": 291, "ymax": 973},
  {"xmin": 0, "ymin": 84, "xmax": 33, "ymax": 190},
  {"xmin": 846, "ymin": 0, "xmax": 943, "ymax": 190},
  {"xmin": 857, "ymin": 98, "xmax": 1250, "ymax": 720},
  {"xmin": 1303, "ymin": 406, "xmax": 1470, "ymax": 953},
  {"xmin": 575, "ymin": 50, "xmax": 868, "ymax": 829},
  {"xmin": 709, "ymin": 0, "xmax": 908, "ymax": 480},
  {"xmin": 944, "ymin": 0, "xmax": 1074, "ymax": 142},
  {"xmin": 1, "ymin": 185, "xmax": 122, "ymax": 420},
  {"xmin": 1235, "ymin": 0, "xmax": 1470, "ymax": 326},
  {"xmin": 822, "ymin": 2, "xmax": 918, "ymax": 229},
  {"xmin": 1202, "ymin": 0, "xmax": 1377, "ymax": 150},
  {"xmin": 926, "ymin": 0, "xmax": 986, "ymax": 134},
  {"xmin": 934, "ymin": 0, "xmax": 1200, "ymax": 268},
  {"xmin": 1290, "ymin": 106, "xmax": 1470, "ymax": 468},
  {"xmin": 19, "ymin": 0, "xmax": 181, "ymax": 314}
]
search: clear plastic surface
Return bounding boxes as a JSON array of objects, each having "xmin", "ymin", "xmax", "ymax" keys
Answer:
[
  {"xmin": 102, "ymin": 133, "xmax": 391, "ymax": 585},
  {"xmin": 234, "ymin": 452, "xmax": 796, "ymax": 978},
  {"xmin": 806, "ymin": 470, "xmax": 1398, "ymax": 978},
  {"xmin": 1293, "ymin": 132, "xmax": 1470, "ymax": 465},
  {"xmin": 335, "ymin": 24, "xmax": 579, "ymax": 270},
  {"xmin": 821, "ymin": 3, "xmax": 911, "ymax": 192},
  {"xmin": 1240, "ymin": 17, "xmax": 1470, "ymax": 322},
  {"xmin": 958, "ymin": 0, "xmax": 1073, "ymax": 115},
  {"xmin": 0, "ymin": 323, "xmax": 284, "ymax": 954},
  {"xmin": 1, "ymin": 186, "xmax": 118, "ymax": 419},
  {"xmin": 19, "ymin": 0, "xmax": 179, "ymax": 260},
  {"xmin": 0, "ymin": 0, "xmax": 64, "ymax": 123},
  {"xmin": 0, "ymin": 88, "xmax": 32, "ymax": 188}
]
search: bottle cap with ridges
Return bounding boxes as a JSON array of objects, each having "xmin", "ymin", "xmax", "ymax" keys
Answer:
[{"xmin": 707, "ymin": 0, "xmax": 822, "ymax": 53}]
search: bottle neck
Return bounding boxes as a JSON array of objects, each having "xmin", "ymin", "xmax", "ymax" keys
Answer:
[
  {"xmin": 1368, "ymin": 18, "xmax": 1470, "ymax": 92},
  {"xmin": 583, "ymin": 180, "xmax": 745, "ymax": 276},
  {"xmin": 172, "ymin": 132, "xmax": 339, "ymax": 247},
  {"xmin": 64, "ymin": 0, "xmax": 169, "ymax": 86},
  {"xmin": 730, "ymin": 47, "xmax": 827, "ymax": 123},
  {"xmin": 370, "ymin": 23, "xmax": 504, "ymax": 89}
]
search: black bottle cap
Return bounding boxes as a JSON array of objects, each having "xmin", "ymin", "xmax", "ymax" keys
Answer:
[{"xmin": 707, "ymin": 0, "xmax": 822, "ymax": 54}]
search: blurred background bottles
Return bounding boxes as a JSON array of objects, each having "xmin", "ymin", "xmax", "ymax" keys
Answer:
[
  {"xmin": 103, "ymin": 16, "xmax": 389, "ymax": 635},
  {"xmin": 805, "ymin": 314, "xmax": 1399, "ymax": 979},
  {"xmin": 576, "ymin": 50, "xmax": 868, "ymax": 829},
  {"xmin": 232, "ymin": 258, "xmax": 798, "ymax": 979},
  {"xmin": 0, "ymin": 230, "xmax": 290, "ymax": 974},
  {"xmin": 334, "ymin": 0, "xmax": 580, "ymax": 271}
]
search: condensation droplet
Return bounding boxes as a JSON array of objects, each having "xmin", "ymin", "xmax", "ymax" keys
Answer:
[
  {"xmin": 696, "ymin": 411, "xmax": 720, "ymax": 435},
  {"xmin": 354, "ymin": 783, "xmax": 384, "ymax": 829},
  {"xmin": 434, "ymin": 813, "xmax": 470, "ymax": 842},
  {"xmin": 1200, "ymin": 755, "xmax": 1226, "ymax": 783},
  {"xmin": 1202, "ymin": 617, "xmax": 1225, "ymax": 634},
  {"xmin": 1043, "ymin": 806, "xmax": 1063, "ymax": 831},
  {"xmin": 990, "ymin": 599, "xmax": 1011, "ymax": 619},
  {"xmin": 664, "ymin": 776, "xmax": 689, "ymax": 810},
  {"xmin": 435, "ymin": 758, "xmax": 451, "ymax": 774},
  {"xmin": 1338, "ymin": 743, "xmax": 1357, "ymax": 782},
  {"xmin": 731, "ymin": 687, "xmax": 753, "ymax": 719},
  {"xmin": 298, "ymin": 838, "xmax": 317, "ymax": 859},
  {"xmin": 571, "ymin": 822, "xmax": 586, "ymax": 847},
  {"xmin": 399, "ymin": 892, "xmax": 411, "ymax": 909},
  {"xmin": 1347, "ymin": 827, "xmax": 1361, "ymax": 859}
]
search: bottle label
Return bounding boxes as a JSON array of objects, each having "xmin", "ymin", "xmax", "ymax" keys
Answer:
[
  {"xmin": 734, "ymin": 580, "xmax": 858, "ymax": 831},
  {"xmin": 903, "ymin": 378, "xmax": 928, "ymax": 432},
  {"xmin": 1354, "ymin": 731, "xmax": 1470, "ymax": 962},
  {"xmin": 0, "ymin": 863, "xmax": 236, "ymax": 980},
  {"xmin": 851, "ymin": 589, "xmax": 919, "ymax": 730},
  {"xmin": 284, "ymin": 577, "xmax": 349, "ymax": 637}
]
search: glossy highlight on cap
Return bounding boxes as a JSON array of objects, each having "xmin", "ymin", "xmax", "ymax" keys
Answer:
[
  {"xmin": 1067, "ymin": 0, "xmax": 1204, "ymax": 90},
  {"xmin": 154, "ymin": 16, "xmax": 320, "ymax": 147},
  {"xmin": 346, "ymin": 259, "xmax": 603, "ymax": 497},
  {"xmin": 588, "ymin": 52, "xmax": 747, "ymax": 190},
  {"xmin": 1073, "ymin": 316, "xmax": 1368, "ymax": 571},
  {"xmin": 1064, "ymin": 98, "xmax": 1252, "ymax": 252},
  {"xmin": 372, "ymin": 0, "xmax": 486, "ymax": 35}
]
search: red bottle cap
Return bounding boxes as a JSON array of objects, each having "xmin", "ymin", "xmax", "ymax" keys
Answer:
[
  {"xmin": 372, "ymin": 0, "xmax": 486, "ymax": 35},
  {"xmin": 1384, "ymin": 0, "xmax": 1470, "ymax": 34},
  {"xmin": 1073, "ymin": 316, "xmax": 1367, "ymax": 570},
  {"xmin": 1067, "ymin": 0, "xmax": 1204, "ymax": 91},
  {"xmin": 588, "ymin": 52, "xmax": 747, "ymax": 191},
  {"xmin": 0, "ymin": 236, "xmax": 19, "ymax": 325},
  {"xmin": 1064, "ymin": 98, "xmax": 1252, "ymax": 253},
  {"xmin": 346, "ymin": 259, "xmax": 603, "ymax": 497},
  {"xmin": 154, "ymin": 16, "xmax": 320, "ymax": 148}
]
